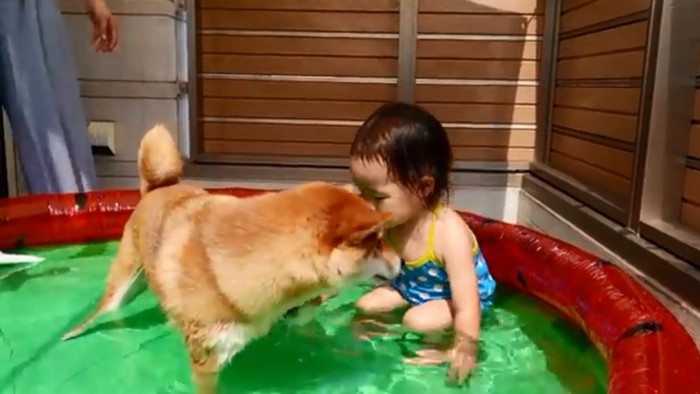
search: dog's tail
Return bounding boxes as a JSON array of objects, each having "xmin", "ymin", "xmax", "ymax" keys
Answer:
[
  {"xmin": 137, "ymin": 124, "xmax": 183, "ymax": 196},
  {"xmin": 61, "ymin": 223, "xmax": 143, "ymax": 341}
]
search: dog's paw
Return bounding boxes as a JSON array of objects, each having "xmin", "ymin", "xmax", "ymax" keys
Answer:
[{"xmin": 285, "ymin": 304, "xmax": 320, "ymax": 326}]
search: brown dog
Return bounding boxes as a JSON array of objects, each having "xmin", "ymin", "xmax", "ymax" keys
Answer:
[{"xmin": 61, "ymin": 125, "xmax": 399, "ymax": 393}]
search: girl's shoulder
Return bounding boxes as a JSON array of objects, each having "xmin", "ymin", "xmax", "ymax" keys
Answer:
[
  {"xmin": 433, "ymin": 206, "xmax": 477, "ymax": 255},
  {"xmin": 434, "ymin": 205, "xmax": 470, "ymax": 231}
]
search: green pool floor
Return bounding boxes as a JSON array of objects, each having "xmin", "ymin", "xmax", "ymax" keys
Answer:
[{"xmin": 0, "ymin": 242, "xmax": 607, "ymax": 394}]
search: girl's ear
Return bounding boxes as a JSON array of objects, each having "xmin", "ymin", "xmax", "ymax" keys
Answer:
[{"xmin": 419, "ymin": 175, "xmax": 435, "ymax": 200}]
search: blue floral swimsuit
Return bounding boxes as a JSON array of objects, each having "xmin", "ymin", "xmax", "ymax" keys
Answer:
[{"xmin": 388, "ymin": 204, "xmax": 497, "ymax": 309}]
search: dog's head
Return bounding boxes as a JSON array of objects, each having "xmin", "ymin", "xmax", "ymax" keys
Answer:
[{"xmin": 298, "ymin": 182, "xmax": 401, "ymax": 288}]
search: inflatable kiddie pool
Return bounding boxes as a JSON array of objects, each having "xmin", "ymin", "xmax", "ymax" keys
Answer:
[{"xmin": 1, "ymin": 187, "xmax": 699, "ymax": 394}]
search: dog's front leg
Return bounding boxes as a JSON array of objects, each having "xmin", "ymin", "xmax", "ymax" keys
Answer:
[
  {"xmin": 285, "ymin": 294, "xmax": 332, "ymax": 325},
  {"xmin": 192, "ymin": 365, "xmax": 218, "ymax": 394},
  {"xmin": 184, "ymin": 321, "xmax": 251, "ymax": 394},
  {"xmin": 186, "ymin": 335, "xmax": 221, "ymax": 394}
]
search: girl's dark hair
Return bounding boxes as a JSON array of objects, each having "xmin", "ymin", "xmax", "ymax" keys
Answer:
[{"xmin": 350, "ymin": 102, "xmax": 453, "ymax": 207}]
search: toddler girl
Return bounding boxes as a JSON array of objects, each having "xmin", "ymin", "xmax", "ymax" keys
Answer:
[{"xmin": 349, "ymin": 102, "xmax": 496, "ymax": 383}]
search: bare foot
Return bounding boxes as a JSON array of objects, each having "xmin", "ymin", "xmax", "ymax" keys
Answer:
[
  {"xmin": 352, "ymin": 317, "xmax": 394, "ymax": 341},
  {"xmin": 404, "ymin": 348, "xmax": 448, "ymax": 365}
]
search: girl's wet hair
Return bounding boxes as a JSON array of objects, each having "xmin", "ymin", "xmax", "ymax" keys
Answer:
[{"xmin": 350, "ymin": 102, "xmax": 453, "ymax": 207}]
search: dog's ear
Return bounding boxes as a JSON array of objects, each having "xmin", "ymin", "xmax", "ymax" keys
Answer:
[
  {"xmin": 330, "ymin": 205, "xmax": 391, "ymax": 247},
  {"xmin": 319, "ymin": 185, "xmax": 391, "ymax": 249},
  {"xmin": 345, "ymin": 209, "xmax": 392, "ymax": 245}
]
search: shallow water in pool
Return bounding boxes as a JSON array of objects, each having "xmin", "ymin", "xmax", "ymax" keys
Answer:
[{"xmin": 0, "ymin": 242, "xmax": 607, "ymax": 393}]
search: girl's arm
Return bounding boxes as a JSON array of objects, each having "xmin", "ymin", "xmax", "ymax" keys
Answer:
[{"xmin": 440, "ymin": 210, "xmax": 482, "ymax": 382}]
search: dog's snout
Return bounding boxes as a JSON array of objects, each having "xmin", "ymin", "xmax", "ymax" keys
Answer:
[
  {"xmin": 380, "ymin": 249, "xmax": 401, "ymax": 280},
  {"xmin": 389, "ymin": 258, "xmax": 401, "ymax": 277},
  {"xmin": 383, "ymin": 258, "xmax": 401, "ymax": 280},
  {"xmin": 363, "ymin": 254, "xmax": 401, "ymax": 282}
]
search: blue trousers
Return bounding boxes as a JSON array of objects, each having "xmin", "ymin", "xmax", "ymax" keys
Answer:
[{"xmin": 0, "ymin": 0, "xmax": 98, "ymax": 194}]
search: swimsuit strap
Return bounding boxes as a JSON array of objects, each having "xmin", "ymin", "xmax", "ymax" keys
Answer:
[
  {"xmin": 468, "ymin": 226, "xmax": 480, "ymax": 256},
  {"xmin": 425, "ymin": 202, "xmax": 444, "ymax": 260},
  {"xmin": 384, "ymin": 202, "xmax": 445, "ymax": 264}
]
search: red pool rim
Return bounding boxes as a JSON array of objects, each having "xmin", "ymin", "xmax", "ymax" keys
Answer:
[{"xmin": 1, "ymin": 187, "xmax": 699, "ymax": 394}]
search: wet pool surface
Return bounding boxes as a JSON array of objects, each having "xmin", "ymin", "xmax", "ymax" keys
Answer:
[{"xmin": 0, "ymin": 242, "xmax": 606, "ymax": 393}]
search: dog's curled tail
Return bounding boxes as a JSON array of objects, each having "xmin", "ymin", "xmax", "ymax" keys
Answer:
[{"xmin": 137, "ymin": 124, "xmax": 184, "ymax": 195}]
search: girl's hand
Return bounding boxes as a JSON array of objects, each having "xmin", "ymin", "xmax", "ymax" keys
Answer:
[
  {"xmin": 446, "ymin": 333, "xmax": 478, "ymax": 384},
  {"xmin": 404, "ymin": 334, "xmax": 478, "ymax": 384},
  {"xmin": 85, "ymin": 0, "xmax": 118, "ymax": 52}
]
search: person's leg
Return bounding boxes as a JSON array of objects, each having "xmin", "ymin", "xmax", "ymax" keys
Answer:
[
  {"xmin": 354, "ymin": 286, "xmax": 408, "ymax": 339},
  {"xmin": 356, "ymin": 286, "xmax": 408, "ymax": 313},
  {"xmin": 401, "ymin": 300, "xmax": 456, "ymax": 366},
  {"xmin": 402, "ymin": 299, "xmax": 454, "ymax": 334},
  {"xmin": 37, "ymin": 0, "xmax": 98, "ymax": 192},
  {"xmin": 0, "ymin": 0, "xmax": 97, "ymax": 194}
]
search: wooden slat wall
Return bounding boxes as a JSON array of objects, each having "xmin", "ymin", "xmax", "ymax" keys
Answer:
[
  {"xmin": 196, "ymin": 0, "xmax": 399, "ymax": 159},
  {"xmin": 415, "ymin": 0, "xmax": 543, "ymax": 163},
  {"xmin": 548, "ymin": 0, "xmax": 651, "ymax": 207},
  {"xmin": 680, "ymin": 67, "xmax": 700, "ymax": 231}
]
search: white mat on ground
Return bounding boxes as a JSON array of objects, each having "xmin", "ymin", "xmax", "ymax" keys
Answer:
[{"xmin": 0, "ymin": 251, "xmax": 45, "ymax": 265}]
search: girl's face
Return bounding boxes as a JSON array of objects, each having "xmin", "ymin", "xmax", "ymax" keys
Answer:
[{"xmin": 350, "ymin": 158, "xmax": 424, "ymax": 227}]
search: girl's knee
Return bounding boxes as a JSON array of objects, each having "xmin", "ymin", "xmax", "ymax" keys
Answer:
[
  {"xmin": 356, "ymin": 287, "xmax": 405, "ymax": 313},
  {"xmin": 356, "ymin": 293, "xmax": 381, "ymax": 313},
  {"xmin": 403, "ymin": 304, "xmax": 453, "ymax": 333}
]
